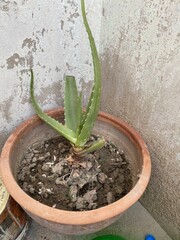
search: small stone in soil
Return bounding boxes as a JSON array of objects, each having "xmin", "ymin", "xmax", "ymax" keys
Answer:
[
  {"xmin": 118, "ymin": 175, "xmax": 125, "ymax": 183},
  {"xmin": 112, "ymin": 168, "xmax": 119, "ymax": 179},
  {"xmin": 72, "ymin": 170, "xmax": 80, "ymax": 179},
  {"xmin": 29, "ymin": 186, "xmax": 35, "ymax": 194},
  {"xmin": 55, "ymin": 178, "xmax": 66, "ymax": 186},
  {"xmin": 32, "ymin": 157, "xmax": 37, "ymax": 163},
  {"xmin": 18, "ymin": 173, "xmax": 25, "ymax": 181},
  {"xmin": 30, "ymin": 176, "xmax": 36, "ymax": 183},
  {"xmin": 77, "ymin": 178, "xmax": 87, "ymax": 189},
  {"xmin": 51, "ymin": 162, "xmax": 63, "ymax": 175},
  {"xmin": 83, "ymin": 189, "xmax": 97, "ymax": 203},
  {"xmin": 22, "ymin": 182, "xmax": 28, "ymax": 192},
  {"xmin": 98, "ymin": 172, "xmax": 107, "ymax": 184},
  {"xmin": 41, "ymin": 164, "xmax": 50, "ymax": 172},
  {"xmin": 75, "ymin": 197, "xmax": 84, "ymax": 210},
  {"xmin": 107, "ymin": 192, "xmax": 115, "ymax": 204},
  {"xmin": 48, "ymin": 174, "xmax": 58, "ymax": 182},
  {"xmin": 69, "ymin": 185, "xmax": 78, "ymax": 202},
  {"xmin": 114, "ymin": 185, "xmax": 124, "ymax": 195}
]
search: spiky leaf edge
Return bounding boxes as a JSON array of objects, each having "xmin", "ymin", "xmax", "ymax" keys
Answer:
[{"xmin": 76, "ymin": 0, "xmax": 102, "ymax": 147}]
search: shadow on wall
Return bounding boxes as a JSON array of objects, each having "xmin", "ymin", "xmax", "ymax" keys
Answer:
[
  {"xmin": 100, "ymin": 46, "xmax": 180, "ymax": 239},
  {"xmin": 100, "ymin": 47, "xmax": 143, "ymax": 126}
]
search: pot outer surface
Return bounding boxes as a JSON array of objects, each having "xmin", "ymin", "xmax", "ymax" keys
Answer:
[{"xmin": 0, "ymin": 109, "xmax": 151, "ymax": 235}]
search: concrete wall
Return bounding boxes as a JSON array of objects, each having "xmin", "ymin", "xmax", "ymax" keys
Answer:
[
  {"xmin": 0, "ymin": 0, "xmax": 102, "ymax": 149},
  {"xmin": 100, "ymin": 0, "xmax": 180, "ymax": 239}
]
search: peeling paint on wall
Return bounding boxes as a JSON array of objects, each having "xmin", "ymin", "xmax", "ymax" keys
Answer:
[
  {"xmin": 0, "ymin": 0, "xmax": 103, "ymax": 150},
  {"xmin": 6, "ymin": 52, "xmax": 34, "ymax": 69},
  {"xmin": 22, "ymin": 38, "xmax": 37, "ymax": 50},
  {"xmin": 6, "ymin": 53, "xmax": 25, "ymax": 69}
]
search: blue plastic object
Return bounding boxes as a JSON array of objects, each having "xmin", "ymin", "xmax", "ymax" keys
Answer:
[
  {"xmin": 92, "ymin": 234, "xmax": 156, "ymax": 240},
  {"xmin": 92, "ymin": 235, "xmax": 126, "ymax": 240},
  {"xmin": 145, "ymin": 234, "xmax": 156, "ymax": 240}
]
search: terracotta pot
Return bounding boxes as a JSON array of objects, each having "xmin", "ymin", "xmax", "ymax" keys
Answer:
[{"xmin": 0, "ymin": 108, "xmax": 151, "ymax": 235}]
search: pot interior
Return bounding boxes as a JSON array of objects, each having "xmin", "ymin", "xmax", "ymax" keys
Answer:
[{"xmin": 10, "ymin": 113, "xmax": 142, "ymax": 188}]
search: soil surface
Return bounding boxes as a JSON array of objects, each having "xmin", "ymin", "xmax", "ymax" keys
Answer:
[{"xmin": 18, "ymin": 136, "xmax": 133, "ymax": 211}]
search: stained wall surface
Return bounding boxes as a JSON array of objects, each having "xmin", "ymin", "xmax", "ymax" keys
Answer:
[
  {"xmin": 100, "ymin": 0, "xmax": 180, "ymax": 239},
  {"xmin": 0, "ymin": 0, "xmax": 102, "ymax": 149}
]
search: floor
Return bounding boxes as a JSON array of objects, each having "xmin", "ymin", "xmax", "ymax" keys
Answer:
[{"xmin": 24, "ymin": 202, "xmax": 171, "ymax": 240}]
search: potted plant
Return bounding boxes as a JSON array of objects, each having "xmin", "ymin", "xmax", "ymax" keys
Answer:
[{"xmin": 0, "ymin": 0, "xmax": 151, "ymax": 235}]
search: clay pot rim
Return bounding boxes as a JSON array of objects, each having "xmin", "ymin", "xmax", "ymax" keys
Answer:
[{"xmin": 0, "ymin": 108, "xmax": 151, "ymax": 226}]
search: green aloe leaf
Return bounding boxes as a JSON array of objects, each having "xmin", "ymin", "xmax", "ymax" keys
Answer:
[
  {"xmin": 74, "ymin": 138, "xmax": 105, "ymax": 156},
  {"xmin": 76, "ymin": 91, "xmax": 83, "ymax": 135},
  {"xmin": 76, "ymin": 0, "xmax": 101, "ymax": 146},
  {"xmin": 30, "ymin": 70, "xmax": 77, "ymax": 144},
  {"xmin": 65, "ymin": 76, "xmax": 83, "ymax": 133},
  {"xmin": 64, "ymin": 76, "xmax": 83, "ymax": 137}
]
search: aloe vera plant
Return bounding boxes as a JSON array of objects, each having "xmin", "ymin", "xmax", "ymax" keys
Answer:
[{"xmin": 30, "ymin": 0, "xmax": 105, "ymax": 156}]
